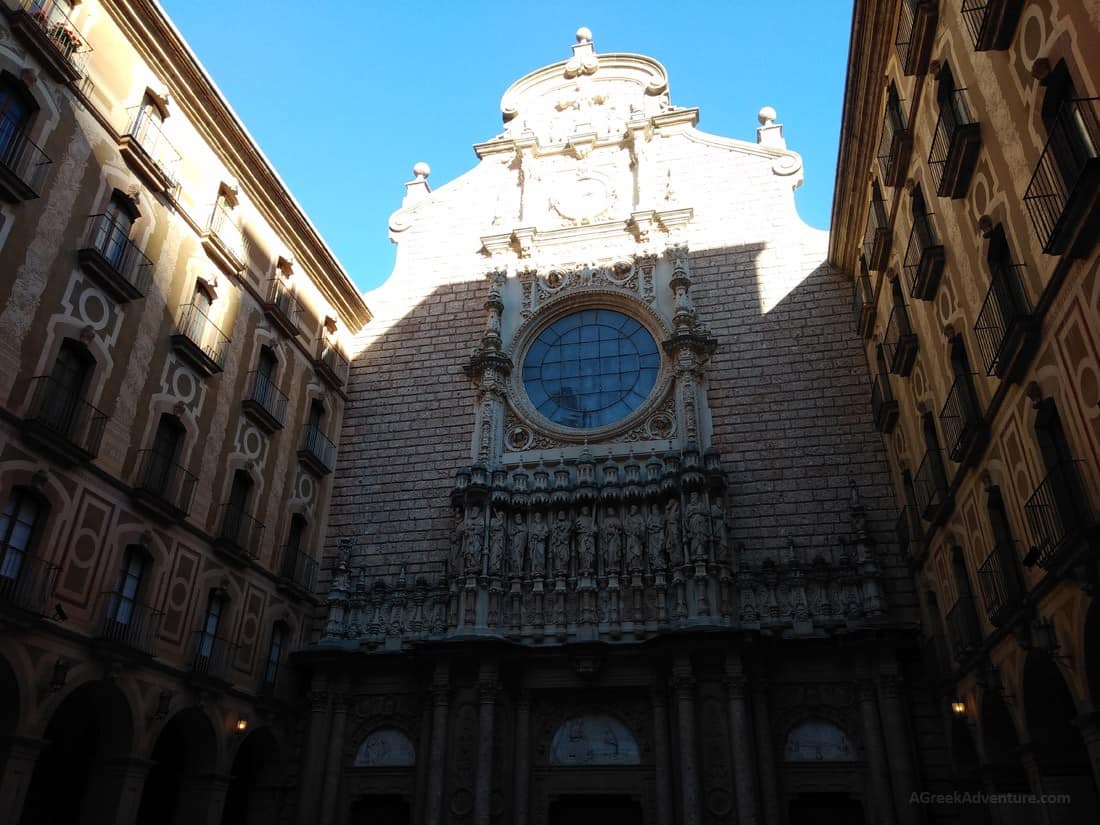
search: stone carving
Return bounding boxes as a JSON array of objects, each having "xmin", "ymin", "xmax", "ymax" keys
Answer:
[
  {"xmin": 509, "ymin": 512, "xmax": 528, "ymax": 574},
  {"xmin": 550, "ymin": 510, "xmax": 572, "ymax": 575},
  {"xmin": 353, "ymin": 728, "xmax": 417, "ymax": 767},
  {"xmin": 549, "ymin": 715, "xmax": 641, "ymax": 766},
  {"xmin": 488, "ymin": 508, "xmax": 506, "ymax": 574},
  {"xmin": 664, "ymin": 498, "xmax": 683, "ymax": 565},
  {"xmin": 646, "ymin": 502, "xmax": 667, "ymax": 570},
  {"xmin": 686, "ymin": 491, "xmax": 709, "ymax": 561},
  {"xmin": 529, "ymin": 511, "xmax": 548, "ymax": 575},
  {"xmin": 575, "ymin": 505, "xmax": 597, "ymax": 573},
  {"xmin": 449, "ymin": 508, "xmax": 465, "ymax": 573},
  {"xmin": 784, "ymin": 720, "xmax": 854, "ymax": 762},
  {"xmin": 624, "ymin": 504, "xmax": 646, "ymax": 572},
  {"xmin": 464, "ymin": 507, "xmax": 484, "ymax": 573}
]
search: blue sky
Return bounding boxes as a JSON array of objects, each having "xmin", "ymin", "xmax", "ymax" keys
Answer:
[{"xmin": 160, "ymin": 1, "xmax": 854, "ymax": 292}]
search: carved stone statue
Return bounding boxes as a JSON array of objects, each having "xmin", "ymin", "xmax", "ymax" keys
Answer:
[
  {"xmin": 686, "ymin": 491, "xmax": 709, "ymax": 561},
  {"xmin": 449, "ymin": 507, "xmax": 465, "ymax": 575},
  {"xmin": 575, "ymin": 505, "xmax": 597, "ymax": 573},
  {"xmin": 488, "ymin": 508, "xmax": 506, "ymax": 574},
  {"xmin": 529, "ymin": 511, "xmax": 549, "ymax": 575},
  {"xmin": 600, "ymin": 506, "xmax": 623, "ymax": 572},
  {"xmin": 463, "ymin": 507, "xmax": 484, "ymax": 573},
  {"xmin": 550, "ymin": 509, "xmax": 572, "ymax": 576},
  {"xmin": 664, "ymin": 498, "xmax": 683, "ymax": 564},
  {"xmin": 624, "ymin": 504, "xmax": 646, "ymax": 571},
  {"xmin": 646, "ymin": 502, "xmax": 666, "ymax": 570},
  {"xmin": 710, "ymin": 497, "xmax": 728, "ymax": 564},
  {"xmin": 509, "ymin": 511, "xmax": 528, "ymax": 575}
]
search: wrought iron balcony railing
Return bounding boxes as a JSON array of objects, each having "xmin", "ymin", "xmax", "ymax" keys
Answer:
[
  {"xmin": 914, "ymin": 447, "xmax": 951, "ymax": 524},
  {"xmin": 299, "ymin": 425, "xmax": 336, "ymax": 476},
  {"xmin": 961, "ymin": 0, "xmax": 1024, "ymax": 51},
  {"xmin": 974, "ymin": 263, "xmax": 1033, "ymax": 378},
  {"xmin": 1024, "ymin": 97, "xmax": 1100, "ymax": 257},
  {"xmin": 903, "ymin": 211, "xmax": 945, "ymax": 300},
  {"xmin": 895, "ymin": 505, "xmax": 923, "ymax": 560},
  {"xmin": 883, "ymin": 304, "xmax": 918, "ymax": 376},
  {"xmin": 14, "ymin": 0, "xmax": 93, "ymax": 82},
  {"xmin": 895, "ymin": 0, "xmax": 937, "ymax": 76},
  {"xmin": 928, "ymin": 87, "xmax": 981, "ymax": 198},
  {"xmin": 217, "ymin": 504, "xmax": 263, "ymax": 562},
  {"xmin": 242, "ymin": 371, "xmax": 288, "ymax": 433},
  {"xmin": 23, "ymin": 375, "xmax": 108, "ymax": 462},
  {"xmin": 878, "ymin": 102, "xmax": 912, "ymax": 186},
  {"xmin": 0, "ymin": 554, "xmax": 57, "ymax": 616},
  {"xmin": 203, "ymin": 202, "xmax": 247, "ymax": 274},
  {"xmin": 947, "ymin": 594, "xmax": 982, "ymax": 662},
  {"xmin": 133, "ymin": 449, "xmax": 197, "ymax": 518},
  {"xmin": 172, "ymin": 303, "xmax": 229, "ymax": 376},
  {"xmin": 122, "ymin": 105, "xmax": 181, "ymax": 190},
  {"xmin": 279, "ymin": 545, "xmax": 318, "ymax": 593},
  {"xmin": 263, "ymin": 278, "xmax": 302, "ymax": 337},
  {"xmin": 315, "ymin": 338, "xmax": 349, "ymax": 388},
  {"xmin": 852, "ymin": 273, "xmax": 875, "ymax": 338},
  {"xmin": 1025, "ymin": 460, "xmax": 1094, "ymax": 570},
  {"xmin": 938, "ymin": 373, "xmax": 984, "ymax": 463},
  {"xmin": 94, "ymin": 590, "xmax": 163, "ymax": 657},
  {"xmin": 862, "ymin": 196, "xmax": 891, "ymax": 272},
  {"xmin": 0, "ymin": 112, "xmax": 51, "ymax": 201},
  {"xmin": 871, "ymin": 373, "xmax": 898, "ymax": 434},
  {"xmin": 189, "ymin": 631, "xmax": 237, "ymax": 683},
  {"xmin": 78, "ymin": 212, "xmax": 154, "ymax": 302},
  {"xmin": 977, "ymin": 542, "xmax": 1025, "ymax": 627}
]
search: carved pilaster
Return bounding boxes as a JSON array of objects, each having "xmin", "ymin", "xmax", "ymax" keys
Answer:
[
  {"xmin": 856, "ymin": 679, "xmax": 897, "ymax": 825},
  {"xmin": 474, "ymin": 663, "xmax": 500, "ymax": 825},
  {"xmin": 426, "ymin": 666, "xmax": 451, "ymax": 825},
  {"xmin": 671, "ymin": 656, "xmax": 701, "ymax": 825},
  {"xmin": 514, "ymin": 691, "xmax": 533, "ymax": 825},
  {"xmin": 724, "ymin": 657, "xmax": 758, "ymax": 825}
]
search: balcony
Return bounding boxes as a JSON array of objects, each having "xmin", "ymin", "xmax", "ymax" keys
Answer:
[
  {"xmin": 977, "ymin": 542, "xmax": 1025, "ymax": 627},
  {"xmin": 903, "ymin": 213, "xmax": 945, "ymax": 301},
  {"xmin": 914, "ymin": 447, "xmax": 952, "ymax": 525},
  {"xmin": 895, "ymin": 0, "xmax": 937, "ymax": 76},
  {"xmin": 928, "ymin": 88, "xmax": 981, "ymax": 199},
  {"xmin": 241, "ymin": 371, "xmax": 288, "ymax": 434},
  {"xmin": 0, "ymin": 115, "xmax": 51, "ymax": 202},
  {"xmin": 299, "ymin": 425, "xmax": 336, "ymax": 477},
  {"xmin": 77, "ymin": 213, "xmax": 154, "ymax": 302},
  {"xmin": 1025, "ymin": 460, "xmax": 1095, "ymax": 570},
  {"xmin": 871, "ymin": 373, "xmax": 898, "ymax": 434},
  {"xmin": 938, "ymin": 373, "xmax": 987, "ymax": 465},
  {"xmin": 202, "ymin": 202, "xmax": 247, "ymax": 277},
  {"xmin": 961, "ymin": 0, "xmax": 1024, "ymax": 51},
  {"xmin": 946, "ymin": 595, "xmax": 982, "ymax": 663},
  {"xmin": 0, "ymin": 554, "xmax": 57, "ymax": 619},
  {"xmin": 171, "ymin": 303, "xmax": 229, "ymax": 376},
  {"xmin": 263, "ymin": 278, "xmax": 302, "ymax": 338},
  {"xmin": 883, "ymin": 304, "xmax": 918, "ymax": 377},
  {"xmin": 131, "ymin": 449, "xmax": 197, "ymax": 521},
  {"xmin": 974, "ymin": 264, "xmax": 1036, "ymax": 381},
  {"xmin": 852, "ymin": 273, "xmax": 875, "ymax": 338},
  {"xmin": 1024, "ymin": 98, "xmax": 1100, "ymax": 258},
  {"xmin": 862, "ymin": 196, "xmax": 891, "ymax": 272},
  {"xmin": 878, "ymin": 108, "xmax": 912, "ymax": 187},
  {"xmin": 314, "ymin": 338, "xmax": 349, "ymax": 389},
  {"xmin": 93, "ymin": 591, "xmax": 163, "ymax": 658},
  {"xmin": 214, "ymin": 505, "xmax": 263, "ymax": 566},
  {"xmin": 118, "ymin": 106, "xmax": 181, "ymax": 195},
  {"xmin": 278, "ymin": 545, "xmax": 318, "ymax": 595},
  {"xmin": 10, "ymin": 0, "xmax": 92, "ymax": 84},
  {"xmin": 896, "ymin": 505, "xmax": 923, "ymax": 561},
  {"xmin": 22, "ymin": 376, "xmax": 107, "ymax": 465},
  {"xmin": 189, "ymin": 631, "xmax": 237, "ymax": 685}
]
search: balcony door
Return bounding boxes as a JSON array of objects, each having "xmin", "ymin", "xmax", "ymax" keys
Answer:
[
  {"xmin": 223, "ymin": 470, "xmax": 253, "ymax": 546},
  {"xmin": 198, "ymin": 592, "xmax": 225, "ymax": 659},
  {"xmin": 0, "ymin": 489, "xmax": 42, "ymax": 586},
  {"xmin": 99, "ymin": 195, "xmax": 136, "ymax": 270},
  {"xmin": 44, "ymin": 341, "xmax": 92, "ymax": 437},
  {"xmin": 1043, "ymin": 65, "xmax": 1099, "ymax": 191},
  {"xmin": 0, "ymin": 75, "xmax": 34, "ymax": 163},
  {"xmin": 145, "ymin": 414, "xmax": 184, "ymax": 497},
  {"xmin": 108, "ymin": 546, "xmax": 146, "ymax": 626},
  {"xmin": 255, "ymin": 347, "xmax": 277, "ymax": 409}
]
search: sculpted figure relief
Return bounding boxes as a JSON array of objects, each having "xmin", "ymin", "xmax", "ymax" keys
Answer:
[
  {"xmin": 646, "ymin": 502, "xmax": 666, "ymax": 570},
  {"xmin": 664, "ymin": 498, "xmax": 683, "ymax": 565},
  {"xmin": 463, "ymin": 507, "xmax": 484, "ymax": 573},
  {"xmin": 509, "ymin": 512, "xmax": 528, "ymax": 575},
  {"xmin": 488, "ymin": 508, "xmax": 506, "ymax": 574},
  {"xmin": 529, "ymin": 511, "xmax": 549, "ymax": 575},
  {"xmin": 624, "ymin": 504, "xmax": 646, "ymax": 571},
  {"xmin": 710, "ymin": 497, "xmax": 729, "ymax": 563},
  {"xmin": 449, "ymin": 507, "xmax": 465, "ymax": 575},
  {"xmin": 550, "ymin": 509, "xmax": 572, "ymax": 576},
  {"xmin": 575, "ymin": 505, "xmax": 597, "ymax": 573},
  {"xmin": 686, "ymin": 491, "xmax": 709, "ymax": 561},
  {"xmin": 600, "ymin": 506, "xmax": 623, "ymax": 572}
]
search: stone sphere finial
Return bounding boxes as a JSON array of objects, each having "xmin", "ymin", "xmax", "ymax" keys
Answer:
[
  {"xmin": 758, "ymin": 106, "xmax": 777, "ymax": 125},
  {"xmin": 576, "ymin": 26, "xmax": 592, "ymax": 43},
  {"xmin": 413, "ymin": 162, "xmax": 430, "ymax": 180}
]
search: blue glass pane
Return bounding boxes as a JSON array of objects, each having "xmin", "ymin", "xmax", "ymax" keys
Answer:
[{"xmin": 522, "ymin": 310, "xmax": 660, "ymax": 429}]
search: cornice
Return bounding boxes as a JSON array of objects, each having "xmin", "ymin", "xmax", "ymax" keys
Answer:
[
  {"xmin": 827, "ymin": 0, "xmax": 900, "ymax": 275},
  {"xmin": 99, "ymin": 0, "xmax": 372, "ymax": 329}
]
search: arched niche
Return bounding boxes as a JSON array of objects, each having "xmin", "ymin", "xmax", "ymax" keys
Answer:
[
  {"xmin": 549, "ymin": 714, "xmax": 640, "ymax": 766},
  {"xmin": 784, "ymin": 720, "xmax": 855, "ymax": 762},
  {"xmin": 352, "ymin": 728, "xmax": 416, "ymax": 768}
]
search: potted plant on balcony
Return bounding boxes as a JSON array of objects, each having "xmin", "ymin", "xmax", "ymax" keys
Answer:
[{"xmin": 49, "ymin": 23, "xmax": 82, "ymax": 60}]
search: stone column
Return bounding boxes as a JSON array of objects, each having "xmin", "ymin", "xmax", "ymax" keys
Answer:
[
  {"xmin": 751, "ymin": 678, "xmax": 781, "ymax": 825},
  {"xmin": 319, "ymin": 692, "xmax": 351, "ymax": 825},
  {"xmin": 297, "ymin": 683, "xmax": 332, "ymax": 825},
  {"xmin": 79, "ymin": 755, "xmax": 153, "ymax": 825},
  {"xmin": 878, "ymin": 675, "xmax": 920, "ymax": 825},
  {"xmin": 724, "ymin": 658, "xmax": 758, "ymax": 825},
  {"xmin": 172, "ymin": 773, "xmax": 233, "ymax": 825},
  {"xmin": 1074, "ymin": 711, "xmax": 1100, "ymax": 807},
  {"xmin": 474, "ymin": 661, "xmax": 499, "ymax": 825},
  {"xmin": 1016, "ymin": 744, "xmax": 1050, "ymax": 825},
  {"xmin": 672, "ymin": 655, "xmax": 701, "ymax": 825},
  {"xmin": 857, "ymin": 679, "xmax": 897, "ymax": 825},
  {"xmin": 425, "ymin": 667, "xmax": 451, "ymax": 825},
  {"xmin": 513, "ymin": 691, "xmax": 532, "ymax": 825},
  {"xmin": 0, "ymin": 736, "xmax": 44, "ymax": 824},
  {"xmin": 651, "ymin": 686, "xmax": 673, "ymax": 825}
]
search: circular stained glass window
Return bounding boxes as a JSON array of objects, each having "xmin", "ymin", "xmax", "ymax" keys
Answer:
[{"xmin": 521, "ymin": 309, "xmax": 660, "ymax": 430}]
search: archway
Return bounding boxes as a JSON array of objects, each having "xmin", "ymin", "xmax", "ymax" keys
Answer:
[
  {"xmin": 221, "ymin": 727, "xmax": 282, "ymax": 825},
  {"xmin": 979, "ymin": 690, "xmax": 1031, "ymax": 825},
  {"xmin": 949, "ymin": 716, "xmax": 991, "ymax": 825},
  {"xmin": 1086, "ymin": 602, "xmax": 1100, "ymax": 711},
  {"xmin": 19, "ymin": 680, "xmax": 135, "ymax": 825},
  {"xmin": 1022, "ymin": 651, "xmax": 1100, "ymax": 824},
  {"xmin": 135, "ymin": 706, "xmax": 219, "ymax": 825}
]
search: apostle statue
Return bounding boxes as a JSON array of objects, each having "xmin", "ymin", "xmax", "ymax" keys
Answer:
[
  {"xmin": 463, "ymin": 506, "xmax": 484, "ymax": 573},
  {"xmin": 710, "ymin": 496, "xmax": 729, "ymax": 564},
  {"xmin": 575, "ymin": 505, "xmax": 597, "ymax": 573},
  {"xmin": 509, "ymin": 511, "xmax": 528, "ymax": 575},
  {"xmin": 550, "ymin": 509, "xmax": 572, "ymax": 576},
  {"xmin": 646, "ymin": 501, "xmax": 667, "ymax": 570},
  {"xmin": 686, "ymin": 491, "xmax": 709, "ymax": 561},
  {"xmin": 529, "ymin": 511, "xmax": 549, "ymax": 575},
  {"xmin": 624, "ymin": 504, "xmax": 646, "ymax": 572},
  {"xmin": 449, "ymin": 507, "xmax": 465, "ymax": 575},
  {"xmin": 488, "ymin": 508, "xmax": 506, "ymax": 574},
  {"xmin": 664, "ymin": 498, "xmax": 683, "ymax": 565},
  {"xmin": 600, "ymin": 505, "xmax": 623, "ymax": 573}
]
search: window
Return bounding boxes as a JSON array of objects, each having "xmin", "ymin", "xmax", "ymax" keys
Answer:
[
  {"xmin": 94, "ymin": 192, "xmax": 138, "ymax": 271},
  {"xmin": 144, "ymin": 413, "xmax": 185, "ymax": 495},
  {"xmin": 255, "ymin": 346, "xmax": 277, "ymax": 406},
  {"xmin": 108, "ymin": 546, "xmax": 147, "ymax": 625},
  {"xmin": 0, "ymin": 488, "xmax": 44, "ymax": 582},
  {"xmin": 264, "ymin": 622, "xmax": 287, "ymax": 687},
  {"xmin": 0, "ymin": 72, "xmax": 35, "ymax": 158},
  {"xmin": 878, "ymin": 83, "xmax": 911, "ymax": 186},
  {"xmin": 1041, "ymin": 63, "xmax": 1098, "ymax": 187},
  {"xmin": 287, "ymin": 514, "xmax": 306, "ymax": 554},
  {"xmin": 198, "ymin": 591, "xmax": 225, "ymax": 657},
  {"xmin": 39, "ymin": 340, "xmax": 94, "ymax": 436},
  {"xmin": 307, "ymin": 400, "xmax": 324, "ymax": 434},
  {"xmin": 522, "ymin": 309, "xmax": 660, "ymax": 429}
]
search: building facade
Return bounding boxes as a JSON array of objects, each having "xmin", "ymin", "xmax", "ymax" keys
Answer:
[
  {"xmin": 303, "ymin": 28, "xmax": 956, "ymax": 825},
  {"xmin": 0, "ymin": 1, "xmax": 368, "ymax": 824},
  {"xmin": 831, "ymin": 1, "xmax": 1100, "ymax": 824}
]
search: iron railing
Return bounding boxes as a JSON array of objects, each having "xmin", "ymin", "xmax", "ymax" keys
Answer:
[
  {"xmin": 134, "ymin": 449, "xmax": 197, "ymax": 515},
  {"xmin": 1025, "ymin": 460, "xmax": 1093, "ymax": 569},
  {"xmin": 977, "ymin": 542, "xmax": 1024, "ymax": 626},
  {"xmin": 914, "ymin": 447, "xmax": 949, "ymax": 521},
  {"xmin": 896, "ymin": 505, "xmax": 922, "ymax": 559},
  {"xmin": 95, "ymin": 590, "xmax": 163, "ymax": 656},
  {"xmin": 947, "ymin": 595, "xmax": 982, "ymax": 662},
  {"xmin": 265, "ymin": 278, "xmax": 301, "ymax": 332},
  {"xmin": 19, "ymin": 0, "xmax": 93, "ymax": 76},
  {"xmin": 974, "ymin": 263, "xmax": 1031, "ymax": 377},
  {"xmin": 25, "ymin": 375, "xmax": 108, "ymax": 458},
  {"xmin": 174, "ymin": 303, "xmax": 230, "ymax": 371},
  {"xmin": 852, "ymin": 273, "xmax": 874, "ymax": 336},
  {"xmin": 301, "ymin": 425, "xmax": 336, "ymax": 472},
  {"xmin": 862, "ymin": 190, "xmax": 890, "ymax": 270},
  {"xmin": 871, "ymin": 373, "xmax": 896, "ymax": 430},
  {"xmin": 961, "ymin": 0, "xmax": 992, "ymax": 47},
  {"xmin": 206, "ymin": 202, "xmax": 246, "ymax": 265},
  {"xmin": 124, "ymin": 105, "xmax": 181, "ymax": 185},
  {"xmin": 883, "ymin": 304, "xmax": 916, "ymax": 374},
  {"xmin": 903, "ymin": 209, "xmax": 942, "ymax": 298},
  {"xmin": 938, "ymin": 373, "xmax": 982, "ymax": 462},
  {"xmin": 82, "ymin": 212, "xmax": 154, "ymax": 295},
  {"xmin": 218, "ymin": 504, "xmax": 263, "ymax": 561},
  {"xmin": 0, "ymin": 553, "xmax": 57, "ymax": 615},
  {"xmin": 317, "ymin": 338, "xmax": 349, "ymax": 386},
  {"xmin": 0, "ymin": 112, "xmax": 51, "ymax": 196},
  {"xmin": 189, "ymin": 631, "xmax": 237, "ymax": 682},
  {"xmin": 1023, "ymin": 97, "xmax": 1100, "ymax": 252},
  {"xmin": 928, "ymin": 87, "xmax": 979, "ymax": 194},
  {"xmin": 279, "ymin": 545, "xmax": 318, "ymax": 592},
  {"xmin": 961, "ymin": 0, "xmax": 1022, "ymax": 51},
  {"xmin": 245, "ymin": 371, "xmax": 288, "ymax": 427},
  {"xmin": 878, "ymin": 96, "xmax": 910, "ymax": 184}
]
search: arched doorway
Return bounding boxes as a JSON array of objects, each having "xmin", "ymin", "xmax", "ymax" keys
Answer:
[
  {"xmin": 221, "ymin": 727, "xmax": 282, "ymax": 825},
  {"xmin": 1022, "ymin": 651, "xmax": 1100, "ymax": 825},
  {"xmin": 135, "ymin": 706, "xmax": 219, "ymax": 825},
  {"xmin": 948, "ymin": 716, "xmax": 991, "ymax": 825},
  {"xmin": 19, "ymin": 680, "xmax": 135, "ymax": 825},
  {"xmin": 782, "ymin": 719, "xmax": 866, "ymax": 825},
  {"xmin": 980, "ymin": 690, "xmax": 1031, "ymax": 825}
]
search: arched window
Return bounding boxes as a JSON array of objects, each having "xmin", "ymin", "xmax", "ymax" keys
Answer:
[
  {"xmin": 0, "ymin": 71, "xmax": 37, "ymax": 154},
  {"xmin": 197, "ymin": 590, "xmax": 226, "ymax": 659},
  {"xmin": 107, "ymin": 545, "xmax": 149, "ymax": 625},
  {"xmin": 95, "ymin": 192, "xmax": 139, "ymax": 271},
  {"xmin": 784, "ymin": 720, "xmax": 854, "ymax": 761},
  {"xmin": 253, "ymin": 346, "xmax": 278, "ymax": 409},
  {"xmin": 143, "ymin": 413, "xmax": 185, "ymax": 495},
  {"xmin": 263, "ymin": 621, "xmax": 287, "ymax": 689},
  {"xmin": 1025, "ymin": 398, "xmax": 1091, "ymax": 566},
  {"xmin": 221, "ymin": 470, "xmax": 255, "ymax": 549},
  {"xmin": 34, "ymin": 340, "xmax": 95, "ymax": 441},
  {"xmin": 0, "ymin": 487, "xmax": 46, "ymax": 585}
]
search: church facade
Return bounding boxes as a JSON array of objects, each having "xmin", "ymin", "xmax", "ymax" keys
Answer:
[{"xmin": 302, "ymin": 29, "xmax": 951, "ymax": 825}]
